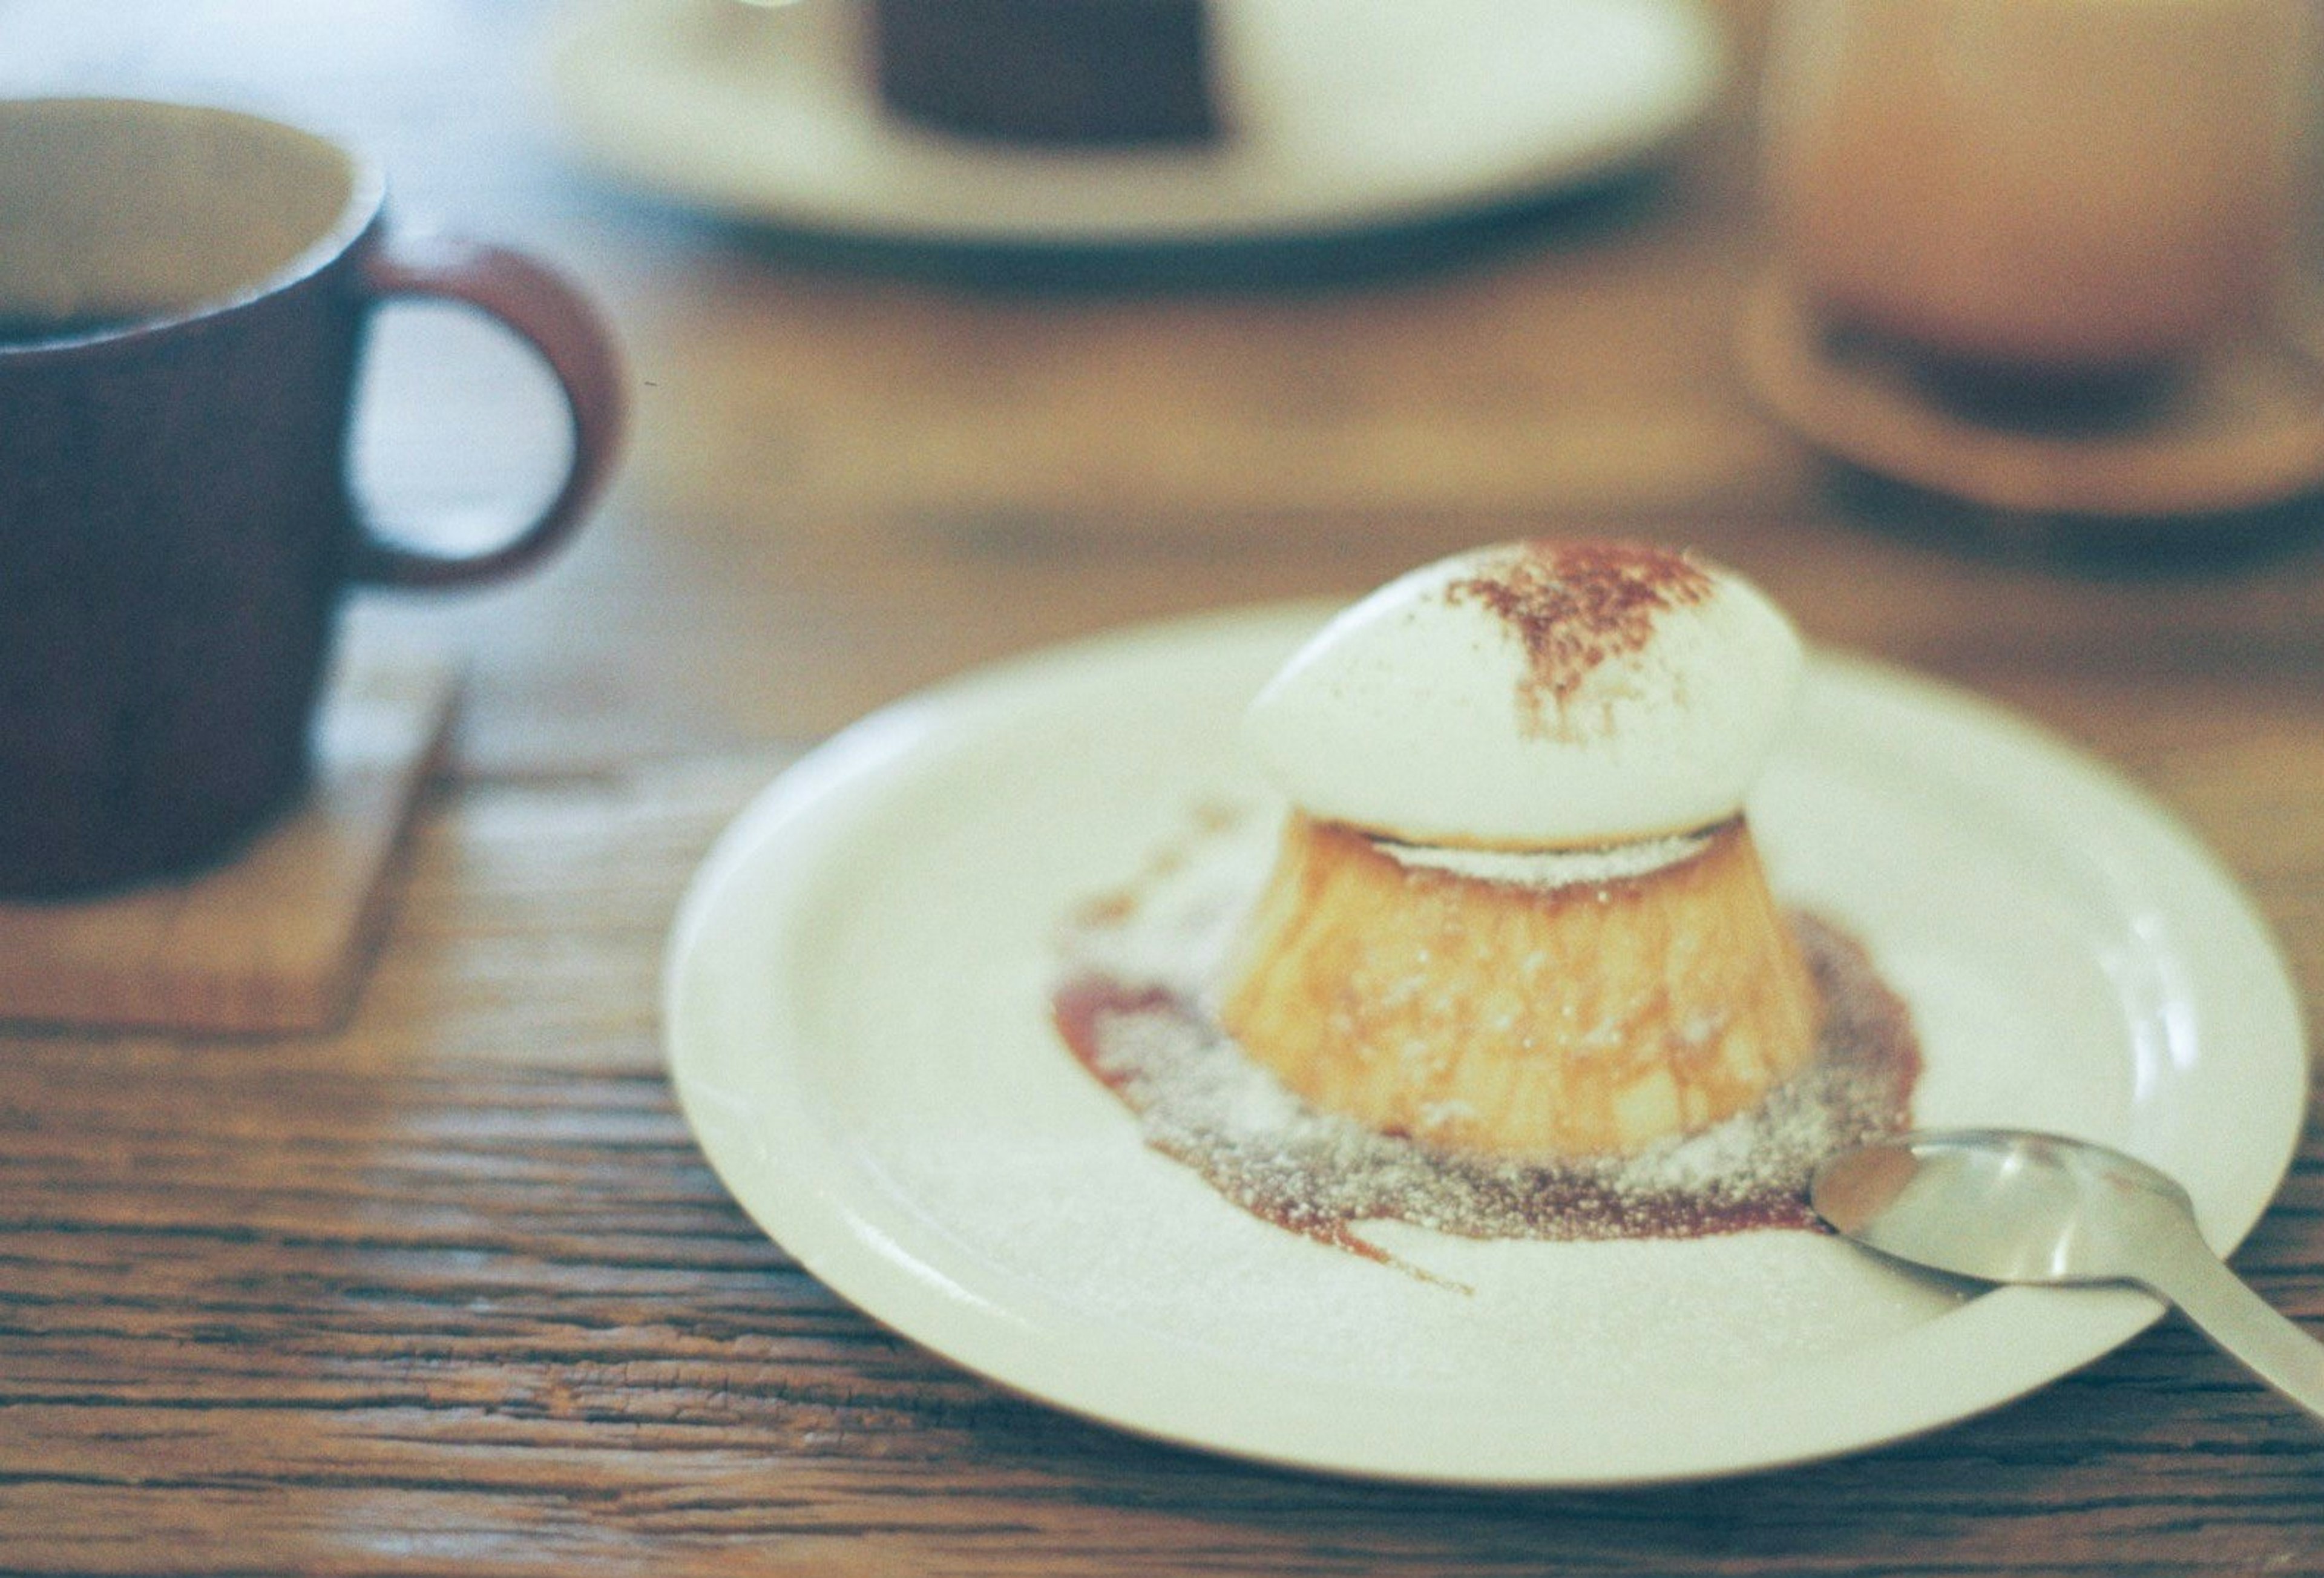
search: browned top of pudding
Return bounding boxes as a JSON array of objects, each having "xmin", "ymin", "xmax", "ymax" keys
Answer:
[{"xmin": 1444, "ymin": 539, "xmax": 1715, "ymax": 718}]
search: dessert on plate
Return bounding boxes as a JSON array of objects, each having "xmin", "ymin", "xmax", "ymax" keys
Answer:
[
  {"xmin": 870, "ymin": 0, "xmax": 1224, "ymax": 146},
  {"xmin": 1055, "ymin": 536, "xmax": 1919, "ymax": 1253},
  {"xmin": 1219, "ymin": 539, "xmax": 1820, "ymax": 1159}
]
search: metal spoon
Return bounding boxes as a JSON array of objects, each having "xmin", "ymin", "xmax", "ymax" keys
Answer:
[{"xmin": 1812, "ymin": 1127, "xmax": 2324, "ymax": 1422}]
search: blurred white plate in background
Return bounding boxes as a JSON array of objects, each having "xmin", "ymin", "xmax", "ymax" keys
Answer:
[{"xmin": 549, "ymin": 0, "xmax": 1722, "ymax": 245}]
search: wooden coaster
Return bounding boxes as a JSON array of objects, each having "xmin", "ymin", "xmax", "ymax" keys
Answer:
[
  {"xmin": 0, "ymin": 644, "xmax": 461, "ymax": 1035},
  {"xmin": 1738, "ymin": 272, "xmax": 2324, "ymax": 522}
]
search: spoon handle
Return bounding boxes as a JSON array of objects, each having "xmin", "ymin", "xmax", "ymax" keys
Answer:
[{"xmin": 2144, "ymin": 1232, "xmax": 2324, "ymax": 1424}]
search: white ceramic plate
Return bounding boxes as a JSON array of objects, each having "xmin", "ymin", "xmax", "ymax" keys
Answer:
[
  {"xmin": 550, "ymin": 0, "xmax": 1722, "ymax": 245},
  {"xmin": 663, "ymin": 603, "xmax": 2307, "ymax": 1486}
]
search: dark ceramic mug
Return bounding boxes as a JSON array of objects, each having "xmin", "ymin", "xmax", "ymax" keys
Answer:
[{"xmin": 0, "ymin": 97, "xmax": 623, "ymax": 897}]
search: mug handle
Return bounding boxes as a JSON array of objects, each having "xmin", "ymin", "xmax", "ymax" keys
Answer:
[{"xmin": 349, "ymin": 233, "xmax": 625, "ymax": 588}]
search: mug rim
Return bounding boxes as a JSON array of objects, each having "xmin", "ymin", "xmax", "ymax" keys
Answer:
[{"xmin": 0, "ymin": 95, "xmax": 389, "ymax": 363}]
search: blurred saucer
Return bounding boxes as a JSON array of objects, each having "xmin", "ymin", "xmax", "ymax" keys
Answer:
[
  {"xmin": 1738, "ymin": 273, "xmax": 2324, "ymax": 521},
  {"xmin": 548, "ymin": 0, "xmax": 1721, "ymax": 246}
]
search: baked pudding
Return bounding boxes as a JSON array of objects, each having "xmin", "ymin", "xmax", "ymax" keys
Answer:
[{"xmin": 1219, "ymin": 539, "xmax": 1820, "ymax": 1158}]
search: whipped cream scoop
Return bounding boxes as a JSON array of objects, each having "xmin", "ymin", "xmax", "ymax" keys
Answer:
[{"xmin": 1243, "ymin": 540, "xmax": 1802, "ymax": 847}]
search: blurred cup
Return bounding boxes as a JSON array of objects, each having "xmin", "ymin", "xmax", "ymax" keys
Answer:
[
  {"xmin": 0, "ymin": 98, "xmax": 623, "ymax": 897},
  {"xmin": 1762, "ymin": 0, "xmax": 2314, "ymax": 387}
]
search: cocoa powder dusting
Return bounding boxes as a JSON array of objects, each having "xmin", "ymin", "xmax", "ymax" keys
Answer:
[{"xmin": 1445, "ymin": 540, "xmax": 1715, "ymax": 729}]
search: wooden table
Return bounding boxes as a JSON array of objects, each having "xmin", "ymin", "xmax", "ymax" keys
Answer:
[{"xmin": 7, "ymin": 4, "xmax": 2323, "ymax": 1573}]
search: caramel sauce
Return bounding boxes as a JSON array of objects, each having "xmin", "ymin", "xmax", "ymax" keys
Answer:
[{"xmin": 1054, "ymin": 914, "xmax": 1920, "ymax": 1271}]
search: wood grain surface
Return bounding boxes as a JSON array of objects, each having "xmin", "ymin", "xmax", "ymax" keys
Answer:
[
  {"xmin": 5, "ymin": 3, "xmax": 2324, "ymax": 1574},
  {"xmin": 0, "ymin": 645, "xmax": 459, "ymax": 1034}
]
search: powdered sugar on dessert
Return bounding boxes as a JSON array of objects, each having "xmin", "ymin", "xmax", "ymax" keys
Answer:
[
  {"xmin": 1241, "ymin": 540, "xmax": 1803, "ymax": 847},
  {"xmin": 1052, "ymin": 811, "xmax": 1920, "ymax": 1274}
]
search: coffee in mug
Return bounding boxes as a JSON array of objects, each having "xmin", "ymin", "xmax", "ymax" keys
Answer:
[{"xmin": 0, "ymin": 97, "xmax": 624, "ymax": 896}]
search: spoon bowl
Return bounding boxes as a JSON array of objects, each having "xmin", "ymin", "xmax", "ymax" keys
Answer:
[{"xmin": 1813, "ymin": 1128, "xmax": 2324, "ymax": 1424}]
